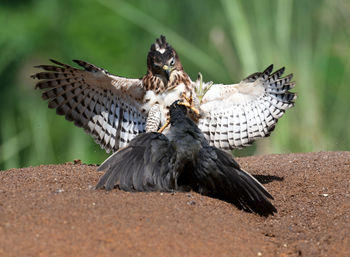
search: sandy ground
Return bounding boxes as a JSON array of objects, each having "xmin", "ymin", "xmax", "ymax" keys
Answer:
[{"xmin": 0, "ymin": 151, "xmax": 349, "ymax": 257}]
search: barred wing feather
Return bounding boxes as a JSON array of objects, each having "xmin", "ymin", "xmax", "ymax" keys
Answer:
[
  {"xmin": 31, "ymin": 59, "xmax": 147, "ymax": 153},
  {"xmin": 198, "ymin": 65, "xmax": 296, "ymax": 150}
]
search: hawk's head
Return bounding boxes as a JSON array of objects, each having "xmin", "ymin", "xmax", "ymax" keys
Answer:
[{"xmin": 147, "ymin": 35, "xmax": 183, "ymax": 85}]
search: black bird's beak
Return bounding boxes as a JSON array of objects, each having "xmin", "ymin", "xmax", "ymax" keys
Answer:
[{"xmin": 162, "ymin": 65, "xmax": 171, "ymax": 81}]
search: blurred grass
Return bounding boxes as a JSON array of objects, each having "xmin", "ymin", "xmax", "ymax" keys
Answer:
[{"xmin": 0, "ymin": 0, "xmax": 349, "ymax": 170}]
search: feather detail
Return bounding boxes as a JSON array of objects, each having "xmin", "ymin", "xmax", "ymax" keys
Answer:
[
  {"xmin": 198, "ymin": 65, "xmax": 296, "ymax": 149},
  {"xmin": 96, "ymin": 101, "xmax": 276, "ymax": 216},
  {"xmin": 32, "ymin": 59, "xmax": 147, "ymax": 152}
]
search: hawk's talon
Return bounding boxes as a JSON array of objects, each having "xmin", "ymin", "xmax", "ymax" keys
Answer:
[
  {"xmin": 158, "ymin": 119, "xmax": 170, "ymax": 133},
  {"xmin": 178, "ymin": 96, "xmax": 200, "ymax": 116},
  {"xmin": 181, "ymin": 92, "xmax": 193, "ymax": 106}
]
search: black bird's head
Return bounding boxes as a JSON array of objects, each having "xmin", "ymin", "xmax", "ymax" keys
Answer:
[
  {"xmin": 147, "ymin": 35, "xmax": 183, "ymax": 84},
  {"xmin": 169, "ymin": 100, "xmax": 200, "ymax": 126},
  {"xmin": 169, "ymin": 100, "xmax": 188, "ymax": 124}
]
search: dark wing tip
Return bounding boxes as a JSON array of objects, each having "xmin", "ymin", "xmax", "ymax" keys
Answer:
[
  {"xmin": 270, "ymin": 67, "xmax": 285, "ymax": 79},
  {"xmin": 94, "ymin": 182, "xmax": 104, "ymax": 190},
  {"xmin": 259, "ymin": 204, "xmax": 278, "ymax": 217},
  {"xmin": 72, "ymin": 59, "xmax": 85, "ymax": 66},
  {"xmin": 263, "ymin": 64, "xmax": 274, "ymax": 75},
  {"xmin": 49, "ymin": 59, "xmax": 63, "ymax": 66},
  {"xmin": 49, "ymin": 59, "xmax": 74, "ymax": 69},
  {"xmin": 72, "ymin": 59, "xmax": 100, "ymax": 72},
  {"xmin": 97, "ymin": 162, "xmax": 109, "ymax": 171},
  {"xmin": 285, "ymin": 73, "xmax": 294, "ymax": 81}
]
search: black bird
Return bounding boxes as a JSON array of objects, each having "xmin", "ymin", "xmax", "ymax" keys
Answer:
[{"xmin": 96, "ymin": 100, "xmax": 277, "ymax": 216}]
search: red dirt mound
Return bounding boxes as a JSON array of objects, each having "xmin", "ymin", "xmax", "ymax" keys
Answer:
[{"xmin": 1, "ymin": 151, "xmax": 349, "ymax": 257}]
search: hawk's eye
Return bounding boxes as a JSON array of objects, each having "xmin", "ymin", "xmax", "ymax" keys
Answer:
[
  {"xmin": 170, "ymin": 58, "xmax": 175, "ymax": 66},
  {"xmin": 153, "ymin": 63, "xmax": 161, "ymax": 69}
]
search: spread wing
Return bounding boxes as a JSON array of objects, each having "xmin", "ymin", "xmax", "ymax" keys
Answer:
[
  {"xmin": 31, "ymin": 59, "xmax": 148, "ymax": 153},
  {"xmin": 197, "ymin": 65, "xmax": 296, "ymax": 149},
  {"xmin": 96, "ymin": 133, "xmax": 175, "ymax": 191},
  {"xmin": 195, "ymin": 146, "xmax": 276, "ymax": 215}
]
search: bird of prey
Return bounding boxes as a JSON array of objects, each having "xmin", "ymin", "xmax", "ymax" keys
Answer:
[
  {"xmin": 32, "ymin": 35, "xmax": 295, "ymax": 153},
  {"xmin": 96, "ymin": 100, "xmax": 277, "ymax": 216}
]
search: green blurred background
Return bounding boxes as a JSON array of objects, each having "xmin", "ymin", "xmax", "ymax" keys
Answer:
[{"xmin": 1, "ymin": 0, "xmax": 349, "ymax": 170}]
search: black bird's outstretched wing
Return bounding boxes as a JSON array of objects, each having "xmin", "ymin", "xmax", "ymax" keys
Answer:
[
  {"xmin": 96, "ymin": 101, "xmax": 277, "ymax": 215},
  {"xmin": 193, "ymin": 146, "xmax": 277, "ymax": 216},
  {"xmin": 96, "ymin": 133, "xmax": 175, "ymax": 191}
]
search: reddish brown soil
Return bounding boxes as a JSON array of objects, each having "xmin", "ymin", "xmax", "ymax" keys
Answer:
[{"xmin": 0, "ymin": 151, "xmax": 349, "ymax": 257}]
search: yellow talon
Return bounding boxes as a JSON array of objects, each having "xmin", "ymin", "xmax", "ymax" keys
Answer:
[
  {"xmin": 158, "ymin": 119, "xmax": 170, "ymax": 133},
  {"xmin": 181, "ymin": 92, "xmax": 193, "ymax": 106},
  {"xmin": 178, "ymin": 93, "xmax": 200, "ymax": 116}
]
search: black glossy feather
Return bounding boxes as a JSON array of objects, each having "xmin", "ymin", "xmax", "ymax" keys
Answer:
[
  {"xmin": 96, "ymin": 132, "xmax": 176, "ymax": 191},
  {"xmin": 193, "ymin": 147, "xmax": 276, "ymax": 214},
  {"xmin": 96, "ymin": 101, "xmax": 277, "ymax": 216}
]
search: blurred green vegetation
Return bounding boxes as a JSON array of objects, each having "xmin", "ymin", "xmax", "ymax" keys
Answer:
[{"xmin": 1, "ymin": 0, "xmax": 349, "ymax": 170}]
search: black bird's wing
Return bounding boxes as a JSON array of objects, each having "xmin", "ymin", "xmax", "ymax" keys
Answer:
[
  {"xmin": 96, "ymin": 132, "xmax": 176, "ymax": 191},
  {"xmin": 193, "ymin": 146, "xmax": 277, "ymax": 216}
]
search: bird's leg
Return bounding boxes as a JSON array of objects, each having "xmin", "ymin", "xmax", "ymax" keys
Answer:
[
  {"xmin": 146, "ymin": 104, "xmax": 161, "ymax": 132},
  {"xmin": 179, "ymin": 93, "xmax": 200, "ymax": 116},
  {"xmin": 158, "ymin": 118, "xmax": 170, "ymax": 133}
]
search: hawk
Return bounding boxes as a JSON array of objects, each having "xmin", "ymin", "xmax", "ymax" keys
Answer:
[
  {"xmin": 32, "ymin": 35, "xmax": 296, "ymax": 153},
  {"xmin": 96, "ymin": 100, "xmax": 276, "ymax": 216}
]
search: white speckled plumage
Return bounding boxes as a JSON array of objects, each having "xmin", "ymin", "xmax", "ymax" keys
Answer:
[
  {"xmin": 32, "ymin": 37, "xmax": 296, "ymax": 153},
  {"xmin": 196, "ymin": 65, "xmax": 296, "ymax": 149}
]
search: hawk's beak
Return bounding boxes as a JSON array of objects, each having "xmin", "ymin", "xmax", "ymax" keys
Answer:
[{"xmin": 162, "ymin": 65, "xmax": 171, "ymax": 80}]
